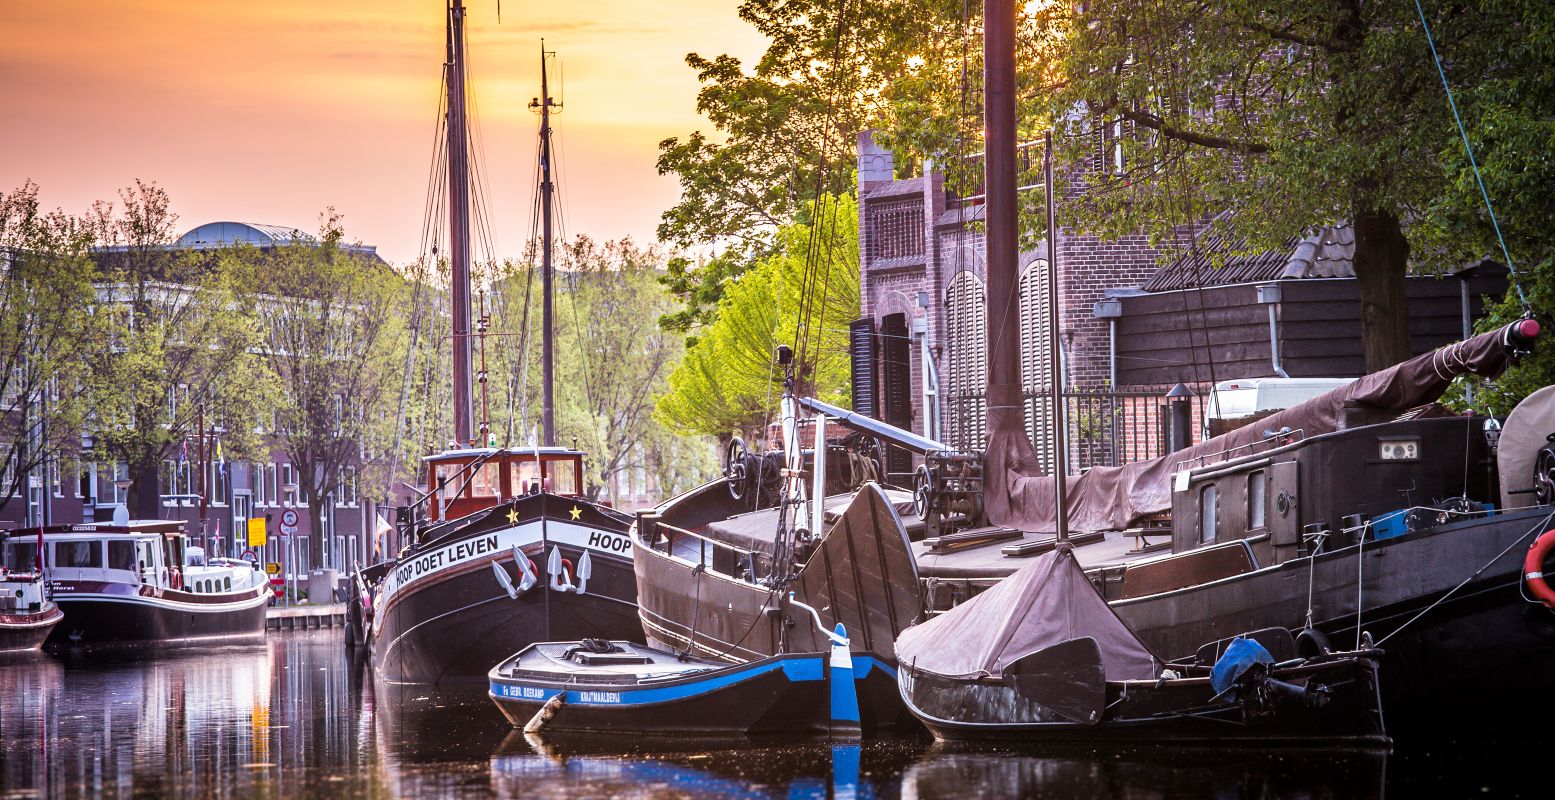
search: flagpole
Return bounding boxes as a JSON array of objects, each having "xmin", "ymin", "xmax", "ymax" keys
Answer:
[{"xmin": 198, "ymin": 404, "xmax": 209, "ymax": 556}]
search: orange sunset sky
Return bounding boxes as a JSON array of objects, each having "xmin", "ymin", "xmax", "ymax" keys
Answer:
[{"xmin": 0, "ymin": 1, "xmax": 766, "ymax": 264}]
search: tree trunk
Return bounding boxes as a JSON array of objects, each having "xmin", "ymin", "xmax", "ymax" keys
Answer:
[
  {"xmin": 129, "ymin": 466, "xmax": 160, "ymax": 520},
  {"xmin": 307, "ymin": 497, "xmax": 326, "ymax": 571},
  {"xmin": 1351, "ymin": 208, "xmax": 1413, "ymax": 372}
]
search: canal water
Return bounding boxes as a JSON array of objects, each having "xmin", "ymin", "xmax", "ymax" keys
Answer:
[{"xmin": 0, "ymin": 632, "xmax": 1543, "ymax": 798}]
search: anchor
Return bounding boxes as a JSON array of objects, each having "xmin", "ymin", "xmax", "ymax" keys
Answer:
[
  {"xmin": 491, "ymin": 546, "xmax": 540, "ymax": 599},
  {"xmin": 547, "ymin": 546, "xmax": 591, "ymax": 595}
]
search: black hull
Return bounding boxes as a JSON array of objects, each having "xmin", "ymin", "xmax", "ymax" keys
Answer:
[
  {"xmin": 1110, "ymin": 507, "xmax": 1555, "ymax": 734},
  {"xmin": 0, "ymin": 607, "xmax": 63, "ymax": 652},
  {"xmin": 899, "ymin": 658, "xmax": 1388, "ymax": 745},
  {"xmin": 46, "ymin": 592, "xmax": 267, "ymax": 646},
  {"xmin": 368, "ymin": 494, "xmax": 640, "ymax": 684}
]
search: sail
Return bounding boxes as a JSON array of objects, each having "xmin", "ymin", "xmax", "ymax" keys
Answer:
[
  {"xmin": 987, "ymin": 319, "xmax": 1540, "ymax": 533},
  {"xmin": 895, "ymin": 544, "xmax": 1158, "ymax": 681}
]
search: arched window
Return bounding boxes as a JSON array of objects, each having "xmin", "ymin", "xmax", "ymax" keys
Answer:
[
  {"xmin": 1018, "ymin": 258, "xmax": 1056, "ymax": 474},
  {"xmin": 945, "ymin": 271, "xmax": 987, "ymax": 450}
]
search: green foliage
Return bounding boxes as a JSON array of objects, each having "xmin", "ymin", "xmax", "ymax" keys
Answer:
[
  {"xmin": 0, "ymin": 181, "xmax": 101, "ymax": 514},
  {"xmin": 656, "ymin": 194, "xmax": 860, "ymax": 439},
  {"xmin": 484, "ymin": 238, "xmax": 716, "ymax": 503},
  {"xmin": 85, "ymin": 181, "xmax": 272, "ymax": 517},
  {"xmin": 221, "ymin": 210, "xmax": 407, "ymax": 565}
]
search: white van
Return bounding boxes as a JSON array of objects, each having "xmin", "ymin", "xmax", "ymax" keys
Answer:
[{"xmin": 1204, "ymin": 377, "xmax": 1355, "ymax": 434}]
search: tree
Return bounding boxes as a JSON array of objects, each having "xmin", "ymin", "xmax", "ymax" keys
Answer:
[
  {"xmin": 85, "ymin": 181, "xmax": 270, "ymax": 520},
  {"xmin": 655, "ymin": 0, "xmax": 901, "ymax": 332},
  {"xmin": 873, "ymin": 0, "xmax": 1543, "ymax": 371},
  {"xmin": 657, "ymin": 194, "xmax": 860, "ymax": 440},
  {"xmin": 0, "ymin": 182, "xmax": 99, "ymax": 518},
  {"xmin": 223, "ymin": 211, "xmax": 407, "ymax": 568},
  {"xmin": 484, "ymin": 238, "xmax": 714, "ymax": 503}
]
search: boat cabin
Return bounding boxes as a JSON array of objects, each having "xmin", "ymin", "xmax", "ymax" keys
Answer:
[
  {"xmin": 38, "ymin": 521, "xmax": 187, "ymax": 591},
  {"xmin": 423, "ymin": 447, "xmax": 585, "ymax": 523}
]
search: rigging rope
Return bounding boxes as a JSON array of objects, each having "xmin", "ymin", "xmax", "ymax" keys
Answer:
[{"xmin": 1411, "ymin": 0, "xmax": 1528, "ymax": 308}]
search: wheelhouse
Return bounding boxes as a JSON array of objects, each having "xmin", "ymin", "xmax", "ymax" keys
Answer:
[
  {"xmin": 423, "ymin": 447, "xmax": 586, "ymax": 523},
  {"xmin": 38, "ymin": 521, "xmax": 187, "ymax": 589}
]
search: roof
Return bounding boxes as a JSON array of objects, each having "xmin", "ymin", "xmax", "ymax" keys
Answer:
[
  {"xmin": 1141, "ymin": 216, "xmax": 1355, "ymax": 292},
  {"xmin": 176, "ymin": 221, "xmax": 317, "ymax": 249}
]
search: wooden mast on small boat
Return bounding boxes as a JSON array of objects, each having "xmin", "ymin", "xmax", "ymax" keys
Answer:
[
  {"xmin": 983, "ymin": 0, "xmax": 1068, "ymax": 540},
  {"xmin": 446, "ymin": 0, "xmax": 474, "ymax": 448}
]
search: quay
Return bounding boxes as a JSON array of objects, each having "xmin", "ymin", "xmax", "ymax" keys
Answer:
[{"xmin": 266, "ymin": 603, "xmax": 348, "ymax": 632}]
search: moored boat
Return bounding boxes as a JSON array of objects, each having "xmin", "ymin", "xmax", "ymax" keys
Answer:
[
  {"xmin": 896, "ymin": 544, "xmax": 1388, "ymax": 745},
  {"xmin": 40, "ymin": 520, "xmax": 269, "ymax": 646},
  {"xmin": 488, "ymin": 599, "xmax": 866, "ymax": 738},
  {"xmin": 0, "ymin": 528, "xmax": 62, "ymax": 651}
]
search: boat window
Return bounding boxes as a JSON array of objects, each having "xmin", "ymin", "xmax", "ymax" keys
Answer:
[
  {"xmin": 547, "ymin": 459, "xmax": 578, "ymax": 495},
  {"xmin": 1200, "ymin": 484, "xmax": 1218, "ymax": 544},
  {"xmin": 225, "ymin": 577, "xmax": 232, "ymax": 591},
  {"xmin": 108, "ymin": 540, "xmax": 137, "ymax": 571},
  {"xmin": 2, "ymin": 540, "xmax": 38, "ymax": 570},
  {"xmin": 510, "ymin": 460, "xmax": 541, "ymax": 496},
  {"xmin": 1248, "ymin": 471, "xmax": 1267, "ymax": 530},
  {"xmin": 434, "ymin": 463, "xmax": 462, "ymax": 498},
  {"xmin": 55, "ymin": 540, "xmax": 103, "ymax": 569},
  {"xmin": 471, "ymin": 462, "xmax": 500, "ymax": 498}
]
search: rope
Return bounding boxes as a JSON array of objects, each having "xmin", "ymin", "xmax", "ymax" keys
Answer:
[
  {"xmin": 1375, "ymin": 510, "xmax": 1555, "ymax": 647},
  {"xmin": 1411, "ymin": 0, "xmax": 1527, "ymax": 307}
]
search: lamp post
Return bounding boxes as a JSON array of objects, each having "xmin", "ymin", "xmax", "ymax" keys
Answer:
[{"xmin": 112, "ymin": 476, "xmax": 132, "ymax": 527}]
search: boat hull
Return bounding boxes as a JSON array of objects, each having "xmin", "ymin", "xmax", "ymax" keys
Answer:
[
  {"xmin": 899, "ymin": 657, "xmax": 1388, "ymax": 745},
  {"xmin": 368, "ymin": 494, "xmax": 641, "ymax": 684},
  {"xmin": 1110, "ymin": 507, "xmax": 1555, "ymax": 733},
  {"xmin": 46, "ymin": 582, "xmax": 268, "ymax": 646},
  {"xmin": 489, "ymin": 646, "xmax": 886, "ymax": 736},
  {"xmin": 0, "ymin": 606, "xmax": 64, "ymax": 652}
]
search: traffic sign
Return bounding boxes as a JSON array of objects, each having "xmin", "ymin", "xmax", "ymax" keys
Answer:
[
  {"xmin": 265, "ymin": 562, "xmax": 282, "ymax": 576},
  {"xmin": 280, "ymin": 508, "xmax": 299, "ymax": 536}
]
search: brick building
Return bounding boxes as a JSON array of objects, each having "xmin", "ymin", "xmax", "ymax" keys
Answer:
[
  {"xmin": 1, "ymin": 221, "xmax": 389, "ymax": 581},
  {"xmin": 854, "ymin": 135, "xmax": 1506, "ymax": 474}
]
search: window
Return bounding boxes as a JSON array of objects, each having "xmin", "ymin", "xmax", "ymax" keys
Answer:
[
  {"xmin": 2, "ymin": 540, "xmax": 38, "ymax": 571},
  {"xmin": 162, "ymin": 460, "xmax": 179, "ymax": 507},
  {"xmin": 510, "ymin": 460, "xmax": 540, "ymax": 496},
  {"xmin": 471, "ymin": 462, "xmax": 499, "ymax": 498},
  {"xmin": 547, "ymin": 459, "xmax": 578, "ymax": 496},
  {"xmin": 336, "ymin": 470, "xmax": 359, "ymax": 507},
  {"xmin": 281, "ymin": 463, "xmax": 296, "ymax": 506},
  {"xmin": 1200, "ymin": 484, "xmax": 1218, "ymax": 544},
  {"xmin": 50, "ymin": 458, "xmax": 63, "ymax": 497},
  {"xmin": 107, "ymin": 540, "xmax": 137, "ymax": 572},
  {"xmin": 267, "ymin": 463, "xmax": 279, "ymax": 507},
  {"xmin": 55, "ymin": 540, "xmax": 102, "ymax": 569},
  {"xmin": 1247, "ymin": 471, "xmax": 1267, "ymax": 530}
]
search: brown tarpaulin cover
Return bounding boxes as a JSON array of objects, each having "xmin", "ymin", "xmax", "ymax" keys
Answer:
[
  {"xmin": 988, "ymin": 323, "xmax": 1529, "ymax": 533},
  {"xmin": 895, "ymin": 545, "xmax": 1159, "ymax": 680}
]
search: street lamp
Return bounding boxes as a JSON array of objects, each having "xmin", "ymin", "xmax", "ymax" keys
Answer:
[{"xmin": 112, "ymin": 476, "xmax": 132, "ymax": 527}]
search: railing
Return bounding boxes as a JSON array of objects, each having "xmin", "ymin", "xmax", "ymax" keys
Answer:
[
  {"xmin": 639, "ymin": 516, "xmax": 763, "ymax": 579},
  {"xmin": 942, "ymin": 388, "xmax": 1211, "ymax": 474}
]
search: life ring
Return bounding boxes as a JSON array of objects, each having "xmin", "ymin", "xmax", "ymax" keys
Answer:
[
  {"xmin": 1525, "ymin": 529, "xmax": 1555, "ymax": 610},
  {"xmin": 170, "ymin": 566, "xmax": 183, "ymax": 591}
]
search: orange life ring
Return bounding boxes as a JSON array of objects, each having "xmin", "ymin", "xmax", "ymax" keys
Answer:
[
  {"xmin": 170, "ymin": 566, "xmax": 183, "ymax": 591},
  {"xmin": 1525, "ymin": 529, "xmax": 1555, "ymax": 610}
]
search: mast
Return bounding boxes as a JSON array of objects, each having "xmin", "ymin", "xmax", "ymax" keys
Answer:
[
  {"xmin": 1045, "ymin": 131, "xmax": 1069, "ymax": 541},
  {"xmin": 534, "ymin": 43, "xmax": 558, "ymax": 447},
  {"xmin": 447, "ymin": 0, "xmax": 474, "ymax": 447}
]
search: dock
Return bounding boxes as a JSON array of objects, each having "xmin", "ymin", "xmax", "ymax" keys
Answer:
[{"xmin": 266, "ymin": 603, "xmax": 348, "ymax": 632}]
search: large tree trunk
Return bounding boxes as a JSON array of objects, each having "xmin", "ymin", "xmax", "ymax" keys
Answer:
[
  {"xmin": 307, "ymin": 497, "xmax": 327, "ymax": 571},
  {"xmin": 129, "ymin": 467, "xmax": 160, "ymax": 520},
  {"xmin": 1351, "ymin": 208, "xmax": 1413, "ymax": 372}
]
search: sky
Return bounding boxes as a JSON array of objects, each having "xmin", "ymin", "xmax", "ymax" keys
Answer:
[{"xmin": 0, "ymin": 1, "xmax": 767, "ymax": 265}]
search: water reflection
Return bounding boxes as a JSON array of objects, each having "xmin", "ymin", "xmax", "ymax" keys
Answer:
[{"xmin": 0, "ymin": 635, "xmax": 1535, "ymax": 798}]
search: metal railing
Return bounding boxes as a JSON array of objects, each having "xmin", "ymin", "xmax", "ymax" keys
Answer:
[{"xmin": 943, "ymin": 388, "xmax": 1209, "ymax": 474}]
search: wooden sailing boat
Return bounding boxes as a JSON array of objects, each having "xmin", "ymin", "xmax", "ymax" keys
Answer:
[{"xmin": 359, "ymin": 5, "xmax": 640, "ymax": 684}]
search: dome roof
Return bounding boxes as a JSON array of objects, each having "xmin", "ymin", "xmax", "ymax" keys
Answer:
[{"xmin": 175, "ymin": 221, "xmax": 317, "ymax": 249}]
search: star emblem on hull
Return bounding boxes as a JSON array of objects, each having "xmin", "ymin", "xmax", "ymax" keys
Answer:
[
  {"xmin": 569, "ymin": 506, "xmax": 582, "ymax": 520},
  {"xmin": 506, "ymin": 507, "xmax": 520, "ymax": 524}
]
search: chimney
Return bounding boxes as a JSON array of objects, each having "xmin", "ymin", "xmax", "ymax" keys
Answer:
[{"xmin": 857, "ymin": 130, "xmax": 894, "ymax": 192}]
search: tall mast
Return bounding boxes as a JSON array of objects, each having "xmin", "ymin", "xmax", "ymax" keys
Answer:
[
  {"xmin": 447, "ymin": 0, "xmax": 474, "ymax": 448},
  {"xmin": 534, "ymin": 43, "xmax": 558, "ymax": 447}
]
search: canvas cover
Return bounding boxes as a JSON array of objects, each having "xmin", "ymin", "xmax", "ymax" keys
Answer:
[
  {"xmin": 1498, "ymin": 384, "xmax": 1555, "ymax": 510},
  {"xmin": 895, "ymin": 545, "xmax": 1158, "ymax": 681},
  {"xmin": 988, "ymin": 321, "xmax": 1532, "ymax": 533}
]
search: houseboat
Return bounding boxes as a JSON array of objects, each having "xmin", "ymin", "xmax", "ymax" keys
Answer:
[{"xmin": 0, "ymin": 528, "xmax": 63, "ymax": 651}]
